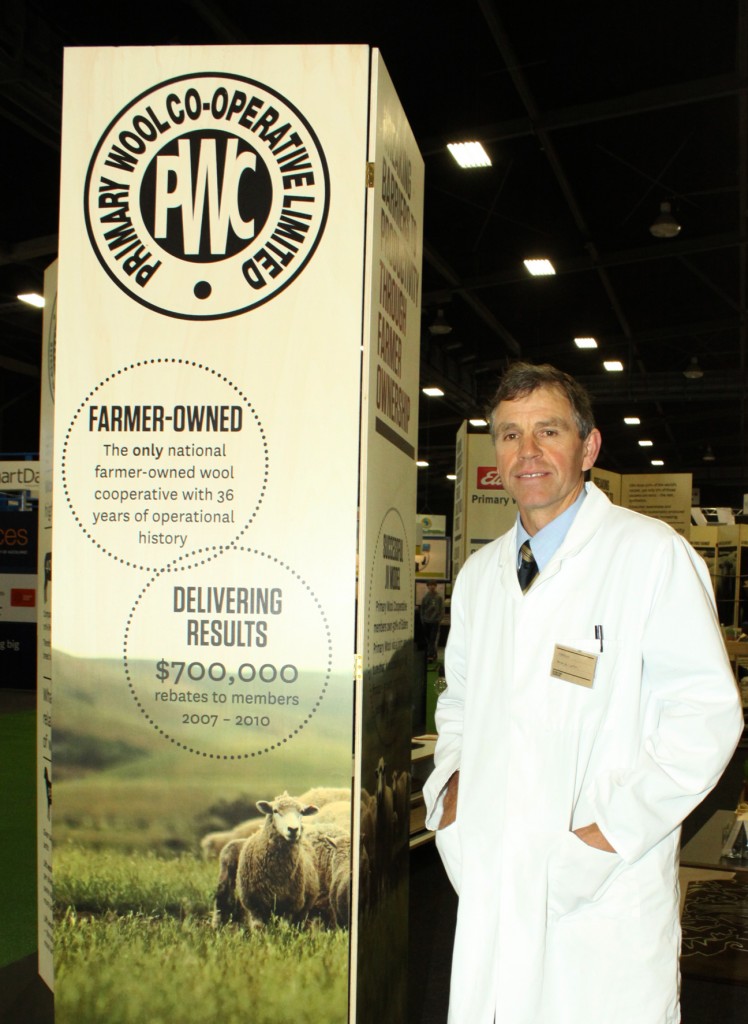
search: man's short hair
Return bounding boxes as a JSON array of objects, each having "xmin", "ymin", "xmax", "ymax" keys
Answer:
[{"xmin": 488, "ymin": 362, "xmax": 596, "ymax": 441}]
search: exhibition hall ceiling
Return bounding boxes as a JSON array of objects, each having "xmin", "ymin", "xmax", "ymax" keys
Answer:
[{"xmin": 1, "ymin": 0, "xmax": 746, "ymax": 512}]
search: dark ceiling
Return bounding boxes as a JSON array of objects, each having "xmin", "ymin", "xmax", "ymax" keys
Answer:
[{"xmin": 1, "ymin": 0, "xmax": 747, "ymax": 520}]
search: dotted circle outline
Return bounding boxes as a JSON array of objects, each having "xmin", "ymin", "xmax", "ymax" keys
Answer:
[
  {"xmin": 60, "ymin": 358, "xmax": 269, "ymax": 572},
  {"xmin": 365, "ymin": 506, "xmax": 413, "ymax": 747},
  {"xmin": 123, "ymin": 545, "xmax": 334, "ymax": 760}
]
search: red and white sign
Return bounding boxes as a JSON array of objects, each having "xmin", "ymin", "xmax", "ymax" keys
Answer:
[{"xmin": 476, "ymin": 466, "xmax": 503, "ymax": 489}]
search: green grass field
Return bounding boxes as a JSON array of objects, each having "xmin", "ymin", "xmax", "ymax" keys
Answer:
[
  {"xmin": 50, "ymin": 652, "xmax": 354, "ymax": 1022},
  {"xmin": 54, "ymin": 845, "xmax": 349, "ymax": 1024},
  {"xmin": 48, "ymin": 653, "xmax": 360, "ymax": 1021}
]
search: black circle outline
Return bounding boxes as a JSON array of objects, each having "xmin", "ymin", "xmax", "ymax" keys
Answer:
[{"xmin": 83, "ymin": 71, "xmax": 331, "ymax": 321}]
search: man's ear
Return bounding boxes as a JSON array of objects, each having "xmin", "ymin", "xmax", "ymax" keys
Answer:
[{"xmin": 582, "ymin": 428, "xmax": 602, "ymax": 470}]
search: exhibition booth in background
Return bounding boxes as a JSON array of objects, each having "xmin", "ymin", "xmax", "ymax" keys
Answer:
[
  {"xmin": 0, "ymin": 460, "xmax": 39, "ymax": 685},
  {"xmin": 0, "ymin": 39, "xmax": 742, "ymax": 1024}
]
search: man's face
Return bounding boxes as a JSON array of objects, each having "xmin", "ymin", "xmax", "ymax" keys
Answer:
[{"xmin": 492, "ymin": 385, "xmax": 601, "ymax": 533}]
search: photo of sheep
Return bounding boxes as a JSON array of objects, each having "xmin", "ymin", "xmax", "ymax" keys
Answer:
[
  {"xmin": 52, "ymin": 652, "xmax": 355, "ymax": 1024},
  {"xmin": 354, "ymin": 643, "xmax": 413, "ymax": 1024},
  {"xmin": 212, "ymin": 791, "xmax": 352, "ymax": 930}
]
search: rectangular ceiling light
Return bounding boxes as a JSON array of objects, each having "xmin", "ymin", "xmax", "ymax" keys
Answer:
[
  {"xmin": 469, "ymin": 418, "xmax": 488, "ymax": 427},
  {"xmin": 638, "ymin": 439, "xmax": 654, "ymax": 447},
  {"xmin": 523, "ymin": 259, "xmax": 556, "ymax": 276},
  {"xmin": 603, "ymin": 360, "xmax": 624, "ymax": 372},
  {"xmin": 574, "ymin": 336, "xmax": 598, "ymax": 349},
  {"xmin": 651, "ymin": 459, "xmax": 664, "ymax": 466},
  {"xmin": 18, "ymin": 292, "xmax": 45, "ymax": 308},
  {"xmin": 623, "ymin": 416, "xmax": 641, "ymax": 425},
  {"xmin": 416, "ymin": 460, "xmax": 429, "ymax": 468},
  {"xmin": 422, "ymin": 386, "xmax": 445, "ymax": 397},
  {"xmin": 447, "ymin": 141, "xmax": 491, "ymax": 168}
]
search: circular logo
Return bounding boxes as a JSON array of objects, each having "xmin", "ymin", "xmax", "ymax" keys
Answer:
[{"xmin": 85, "ymin": 73, "xmax": 330, "ymax": 320}]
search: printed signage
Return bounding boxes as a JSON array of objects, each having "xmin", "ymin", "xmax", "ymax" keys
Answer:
[
  {"xmin": 354, "ymin": 55, "xmax": 423, "ymax": 1023},
  {"xmin": 48, "ymin": 45, "xmax": 421, "ymax": 1024},
  {"xmin": 61, "ymin": 360, "xmax": 269, "ymax": 567},
  {"xmin": 453, "ymin": 427, "xmax": 517, "ymax": 574},
  {"xmin": 0, "ymin": 462, "xmax": 39, "ymax": 687},
  {"xmin": 476, "ymin": 465, "xmax": 502, "ymax": 489},
  {"xmin": 0, "ymin": 462, "xmax": 40, "ymax": 491},
  {"xmin": 85, "ymin": 73, "xmax": 329, "ymax": 319}
]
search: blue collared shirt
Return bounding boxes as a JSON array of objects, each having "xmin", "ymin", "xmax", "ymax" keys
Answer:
[{"xmin": 516, "ymin": 486, "xmax": 587, "ymax": 572}]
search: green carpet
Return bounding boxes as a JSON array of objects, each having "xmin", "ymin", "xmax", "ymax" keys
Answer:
[{"xmin": 0, "ymin": 709, "xmax": 37, "ymax": 967}]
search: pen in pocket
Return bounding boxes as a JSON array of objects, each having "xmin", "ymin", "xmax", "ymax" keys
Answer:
[{"xmin": 594, "ymin": 625, "xmax": 604, "ymax": 652}]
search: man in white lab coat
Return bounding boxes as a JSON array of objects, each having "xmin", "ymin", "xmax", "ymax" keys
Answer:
[{"xmin": 424, "ymin": 362, "xmax": 743, "ymax": 1024}]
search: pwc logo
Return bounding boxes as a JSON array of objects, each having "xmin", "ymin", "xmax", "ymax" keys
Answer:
[
  {"xmin": 84, "ymin": 73, "xmax": 330, "ymax": 320},
  {"xmin": 476, "ymin": 466, "xmax": 503, "ymax": 489}
]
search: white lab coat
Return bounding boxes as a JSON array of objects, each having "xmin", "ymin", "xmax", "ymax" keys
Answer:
[{"xmin": 424, "ymin": 482, "xmax": 743, "ymax": 1024}]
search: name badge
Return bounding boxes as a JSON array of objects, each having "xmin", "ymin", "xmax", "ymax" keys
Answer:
[{"xmin": 550, "ymin": 644, "xmax": 598, "ymax": 688}]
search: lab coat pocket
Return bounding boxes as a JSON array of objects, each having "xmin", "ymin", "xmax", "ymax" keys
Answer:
[
  {"xmin": 542, "ymin": 638, "xmax": 620, "ymax": 732},
  {"xmin": 547, "ymin": 830, "xmax": 622, "ymax": 918},
  {"xmin": 435, "ymin": 821, "xmax": 462, "ymax": 894}
]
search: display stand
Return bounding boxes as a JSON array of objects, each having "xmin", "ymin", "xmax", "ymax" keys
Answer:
[{"xmin": 41, "ymin": 45, "xmax": 422, "ymax": 1023}]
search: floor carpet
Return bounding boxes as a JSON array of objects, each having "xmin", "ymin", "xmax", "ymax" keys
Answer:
[{"xmin": 681, "ymin": 876, "xmax": 748, "ymax": 985}]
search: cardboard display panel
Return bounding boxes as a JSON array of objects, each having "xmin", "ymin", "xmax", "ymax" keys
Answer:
[
  {"xmin": 620, "ymin": 472, "xmax": 692, "ymax": 537},
  {"xmin": 452, "ymin": 426, "xmax": 517, "ymax": 577},
  {"xmin": 0, "ymin": 507, "xmax": 37, "ymax": 682},
  {"xmin": 48, "ymin": 45, "xmax": 422, "ymax": 1024},
  {"xmin": 37, "ymin": 261, "xmax": 56, "ymax": 984},
  {"xmin": 589, "ymin": 467, "xmax": 621, "ymax": 505},
  {"xmin": 354, "ymin": 52, "xmax": 424, "ymax": 1024}
]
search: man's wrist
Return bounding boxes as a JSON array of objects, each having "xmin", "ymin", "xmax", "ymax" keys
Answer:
[
  {"xmin": 573, "ymin": 822, "xmax": 616, "ymax": 853},
  {"xmin": 438, "ymin": 770, "xmax": 460, "ymax": 830}
]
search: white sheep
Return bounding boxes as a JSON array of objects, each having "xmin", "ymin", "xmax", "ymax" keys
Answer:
[
  {"xmin": 306, "ymin": 823, "xmax": 351, "ymax": 928},
  {"xmin": 200, "ymin": 817, "xmax": 262, "ymax": 860},
  {"xmin": 359, "ymin": 787, "xmax": 376, "ymax": 862},
  {"xmin": 314, "ymin": 799, "xmax": 353, "ymax": 830},
  {"xmin": 374, "ymin": 757, "xmax": 397, "ymax": 894},
  {"xmin": 313, "ymin": 791, "xmax": 373, "ymax": 916},
  {"xmin": 201, "ymin": 786, "xmax": 351, "ymax": 859},
  {"xmin": 212, "ymin": 792, "xmax": 320, "ymax": 929},
  {"xmin": 357, "ymin": 841, "xmax": 371, "ymax": 915},
  {"xmin": 296, "ymin": 785, "xmax": 351, "ymax": 808},
  {"xmin": 392, "ymin": 769, "xmax": 410, "ymax": 828},
  {"xmin": 211, "ymin": 838, "xmax": 246, "ymax": 926},
  {"xmin": 391, "ymin": 768, "xmax": 411, "ymax": 853},
  {"xmin": 201, "ymin": 829, "xmax": 235, "ymax": 860},
  {"xmin": 328, "ymin": 833, "xmax": 352, "ymax": 927}
]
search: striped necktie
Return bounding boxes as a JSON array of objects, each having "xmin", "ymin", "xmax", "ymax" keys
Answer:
[{"xmin": 517, "ymin": 540, "xmax": 539, "ymax": 593}]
